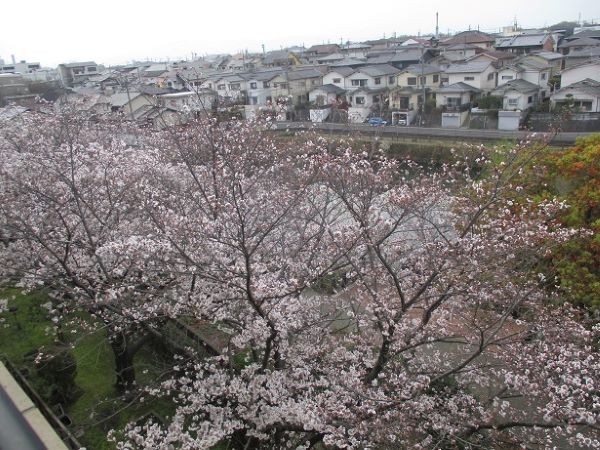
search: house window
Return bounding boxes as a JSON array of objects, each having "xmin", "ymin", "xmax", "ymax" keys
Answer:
[
  {"xmin": 274, "ymin": 82, "xmax": 288, "ymax": 89},
  {"xmin": 87, "ymin": 67, "xmax": 96, "ymax": 72},
  {"xmin": 433, "ymin": 74, "xmax": 439, "ymax": 83},
  {"xmin": 419, "ymin": 76, "xmax": 426, "ymax": 85},
  {"xmin": 208, "ymin": 83, "xmax": 212, "ymax": 89},
  {"xmin": 407, "ymin": 77, "xmax": 417, "ymax": 86},
  {"xmin": 355, "ymin": 96, "xmax": 365, "ymax": 104},
  {"xmin": 217, "ymin": 84, "xmax": 225, "ymax": 90},
  {"xmin": 229, "ymin": 83, "xmax": 241, "ymax": 90},
  {"xmin": 375, "ymin": 77, "xmax": 381, "ymax": 85},
  {"xmin": 373, "ymin": 95, "xmax": 380, "ymax": 103},
  {"xmin": 389, "ymin": 76, "xmax": 395, "ymax": 84},
  {"xmin": 508, "ymin": 98, "xmax": 518, "ymax": 107},
  {"xmin": 332, "ymin": 78, "xmax": 341, "ymax": 83},
  {"xmin": 311, "ymin": 79, "xmax": 318, "ymax": 85},
  {"xmin": 464, "ymin": 76, "xmax": 475, "ymax": 81},
  {"xmin": 501, "ymin": 75, "xmax": 513, "ymax": 80},
  {"xmin": 447, "ymin": 97, "xmax": 461, "ymax": 107},
  {"xmin": 351, "ymin": 79, "xmax": 367, "ymax": 87},
  {"xmin": 250, "ymin": 82, "xmax": 257, "ymax": 89},
  {"xmin": 541, "ymin": 73, "xmax": 547, "ymax": 80},
  {"xmin": 527, "ymin": 96, "xmax": 533, "ymax": 103},
  {"xmin": 250, "ymin": 97, "xmax": 258, "ymax": 105},
  {"xmin": 487, "ymin": 73, "xmax": 494, "ymax": 81},
  {"xmin": 263, "ymin": 81, "xmax": 270, "ymax": 88}
]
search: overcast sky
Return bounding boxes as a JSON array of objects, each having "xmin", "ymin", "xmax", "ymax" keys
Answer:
[{"xmin": 1, "ymin": 0, "xmax": 598, "ymax": 67}]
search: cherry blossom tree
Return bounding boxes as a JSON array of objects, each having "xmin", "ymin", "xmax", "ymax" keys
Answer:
[
  {"xmin": 0, "ymin": 110, "xmax": 174, "ymax": 391},
  {"xmin": 119, "ymin": 121, "xmax": 600, "ymax": 449},
  {"xmin": 2, "ymin": 110, "xmax": 599, "ymax": 449}
]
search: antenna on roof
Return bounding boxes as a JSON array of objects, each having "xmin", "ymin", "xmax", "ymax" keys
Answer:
[{"xmin": 436, "ymin": 12, "xmax": 439, "ymax": 38}]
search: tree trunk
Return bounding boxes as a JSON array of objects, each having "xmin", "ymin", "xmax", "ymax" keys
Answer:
[{"xmin": 110, "ymin": 331, "xmax": 136, "ymax": 392}]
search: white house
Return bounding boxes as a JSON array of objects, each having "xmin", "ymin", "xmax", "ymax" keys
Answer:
[
  {"xmin": 435, "ymin": 82, "xmax": 481, "ymax": 108},
  {"xmin": 560, "ymin": 60, "xmax": 600, "ymax": 87},
  {"xmin": 245, "ymin": 70, "xmax": 285, "ymax": 106},
  {"xmin": 491, "ymin": 79, "xmax": 540, "ymax": 111},
  {"xmin": 309, "ymin": 84, "xmax": 346, "ymax": 106},
  {"xmin": 345, "ymin": 64, "xmax": 400, "ymax": 90},
  {"xmin": 496, "ymin": 56, "xmax": 553, "ymax": 98},
  {"xmin": 444, "ymin": 61, "xmax": 497, "ymax": 91},
  {"xmin": 322, "ymin": 67, "xmax": 355, "ymax": 89},
  {"xmin": 550, "ymin": 78, "xmax": 600, "ymax": 112}
]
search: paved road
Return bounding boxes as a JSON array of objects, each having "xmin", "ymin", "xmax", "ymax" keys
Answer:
[{"xmin": 275, "ymin": 122, "xmax": 594, "ymax": 145}]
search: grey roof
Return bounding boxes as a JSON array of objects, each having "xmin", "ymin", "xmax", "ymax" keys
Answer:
[
  {"xmin": 311, "ymin": 84, "xmax": 346, "ymax": 94},
  {"xmin": 566, "ymin": 47, "xmax": 600, "ymax": 59},
  {"xmin": 442, "ymin": 31, "xmax": 495, "ymax": 45},
  {"xmin": 559, "ymin": 37, "xmax": 600, "ymax": 48},
  {"xmin": 287, "ymin": 68, "xmax": 322, "ymax": 80},
  {"xmin": 446, "ymin": 43, "xmax": 480, "ymax": 51},
  {"xmin": 444, "ymin": 61, "xmax": 492, "ymax": 74},
  {"xmin": 495, "ymin": 34, "xmax": 552, "ymax": 49},
  {"xmin": 389, "ymin": 49, "xmax": 425, "ymax": 62},
  {"xmin": 401, "ymin": 63, "xmax": 442, "ymax": 75},
  {"xmin": 555, "ymin": 78, "xmax": 600, "ymax": 95},
  {"xmin": 306, "ymin": 44, "xmax": 341, "ymax": 55},
  {"xmin": 530, "ymin": 51, "xmax": 564, "ymax": 61},
  {"xmin": 325, "ymin": 66, "xmax": 355, "ymax": 77},
  {"xmin": 436, "ymin": 82, "xmax": 481, "ymax": 93},
  {"xmin": 566, "ymin": 30, "xmax": 600, "ymax": 40},
  {"xmin": 109, "ymin": 92, "xmax": 143, "ymax": 107},
  {"xmin": 249, "ymin": 70, "xmax": 285, "ymax": 82},
  {"xmin": 492, "ymin": 79, "xmax": 540, "ymax": 94},
  {"xmin": 358, "ymin": 64, "xmax": 401, "ymax": 76},
  {"xmin": 330, "ymin": 57, "xmax": 368, "ymax": 67},
  {"xmin": 262, "ymin": 50, "xmax": 290, "ymax": 64},
  {"xmin": 316, "ymin": 53, "xmax": 346, "ymax": 62}
]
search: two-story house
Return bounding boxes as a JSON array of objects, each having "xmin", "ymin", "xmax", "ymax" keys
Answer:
[
  {"xmin": 497, "ymin": 56, "xmax": 552, "ymax": 98},
  {"xmin": 391, "ymin": 64, "xmax": 443, "ymax": 111},
  {"xmin": 57, "ymin": 61, "xmax": 100, "ymax": 88},
  {"xmin": 287, "ymin": 68, "xmax": 323, "ymax": 105},
  {"xmin": 444, "ymin": 61, "xmax": 497, "ymax": 92}
]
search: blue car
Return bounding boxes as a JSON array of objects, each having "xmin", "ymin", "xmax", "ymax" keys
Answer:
[{"xmin": 366, "ymin": 117, "xmax": 388, "ymax": 126}]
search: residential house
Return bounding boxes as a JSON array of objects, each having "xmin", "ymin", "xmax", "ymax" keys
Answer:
[
  {"xmin": 466, "ymin": 50, "xmax": 516, "ymax": 68},
  {"xmin": 346, "ymin": 64, "xmax": 399, "ymax": 90},
  {"xmin": 340, "ymin": 43, "xmax": 372, "ymax": 58},
  {"xmin": 315, "ymin": 53, "xmax": 346, "ymax": 65},
  {"xmin": 159, "ymin": 90, "xmax": 217, "ymax": 114},
  {"xmin": 245, "ymin": 70, "xmax": 284, "ymax": 106},
  {"xmin": 550, "ymin": 78, "xmax": 600, "ymax": 112},
  {"xmin": 108, "ymin": 92, "xmax": 154, "ymax": 118},
  {"xmin": 442, "ymin": 44, "xmax": 481, "ymax": 61},
  {"xmin": 441, "ymin": 31, "xmax": 496, "ymax": 49},
  {"xmin": 367, "ymin": 48, "xmax": 435, "ymax": 69},
  {"xmin": 287, "ymin": 68, "xmax": 323, "ymax": 106},
  {"xmin": 435, "ymin": 82, "xmax": 481, "ymax": 108},
  {"xmin": 495, "ymin": 33, "xmax": 555, "ymax": 55},
  {"xmin": 322, "ymin": 67, "xmax": 355, "ymax": 89},
  {"xmin": 212, "ymin": 73, "xmax": 248, "ymax": 104},
  {"xmin": 496, "ymin": 55, "xmax": 553, "ymax": 98},
  {"xmin": 491, "ymin": 79, "xmax": 540, "ymax": 110},
  {"xmin": 347, "ymin": 86, "xmax": 389, "ymax": 119},
  {"xmin": 308, "ymin": 84, "xmax": 346, "ymax": 106},
  {"xmin": 304, "ymin": 44, "xmax": 341, "ymax": 62},
  {"xmin": 57, "ymin": 61, "xmax": 99, "ymax": 87},
  {"xmin": 444, "ymin": 61, "xmax": 497, "ymax": 91},
  {"xmin": 391, "ymin": 64, "xmax": 442, "ymax": 111},
  {"xmin": 564, "ymin": 47, "xmax": 600, "ymax": 68},
  {"xmin": 559, "ymin": 37, "xmax": 600, "ymax": 55},
  {"xmin": 560, "ymin": 60, "xmax": 600, "ymax": 87}
]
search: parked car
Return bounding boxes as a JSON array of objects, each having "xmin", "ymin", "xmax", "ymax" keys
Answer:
[{"xmin": 366, "ymin": 117, "xmax": 388, "ymax": 126}]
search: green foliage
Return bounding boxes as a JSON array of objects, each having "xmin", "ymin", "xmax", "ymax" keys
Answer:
[
  {"xmin": 474, "ymin": 95, "xmax": 503, "ymax": 110},
  {"xmin": 33, "ymin": 344, "xmax": 80, "ymax": 406},
  {"xmin": 515, "ymin": 134, "xmax": 600, "ymax": 308}
]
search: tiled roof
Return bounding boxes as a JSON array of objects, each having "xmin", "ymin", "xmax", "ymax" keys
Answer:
[
  {"xmin": 492, "ymin": 79, "xmax": 540, "ymax": 94},
  {"xmin": 442, "ymin": 31, "xmax": 495, "ymax": 45},
  {"xmin": 444, "ymin": 61, "xmax": 492, "ymax": 74},
  {"xmin": 436, "ymin": 82, "xmax": 481, "ymax": 93}
]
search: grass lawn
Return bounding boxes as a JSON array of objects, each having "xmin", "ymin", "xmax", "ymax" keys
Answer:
[{"xmin": 0, "ymin": 288, "xmax": 175, "ymax": 450}]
